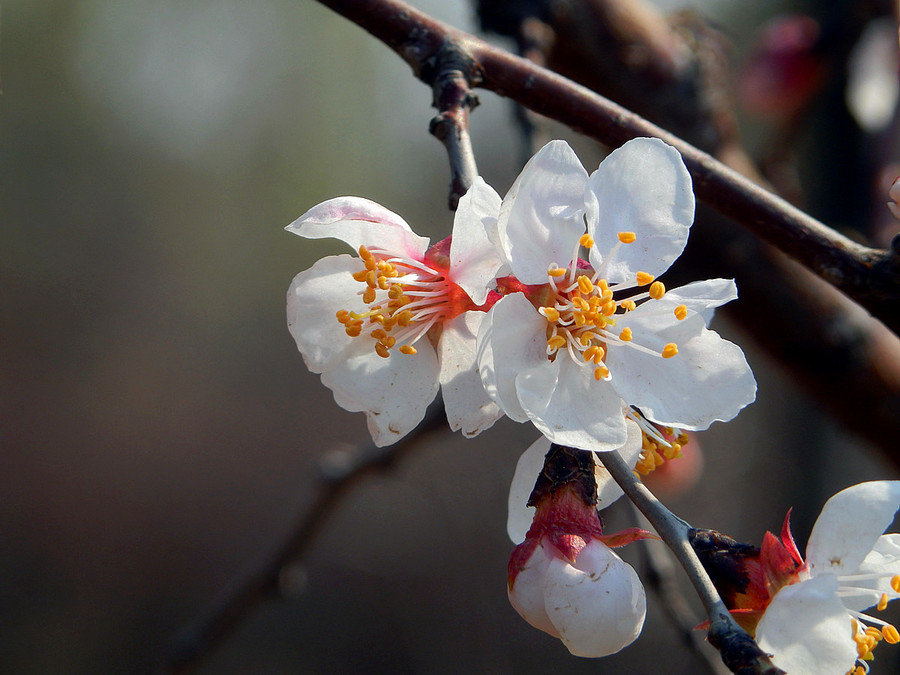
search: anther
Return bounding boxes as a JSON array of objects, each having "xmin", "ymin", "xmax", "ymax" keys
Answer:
[
  {"xmin": 365, "ymin": 270, "xmax": 377, "ymax": 287},
  {"xmin": 374, "ymin": 343, "xmax": 390, "ymax": 358},
  {"xmin": 358, "ymin": 245, "xmax": 374, "ymax": 261},
  {"xmin": 620, "ymin": 299, "xmax": 636, "ymax": 312},
  {"xmin": 370, "ymin": 328, "xmax": 387, "ymax": 340},
  {"xmin": 618, "ymin": 231, "xmax": 636, "ymax": 244},
  {"xmin": 548, "ymin": 266, "xmax": 568, "ymax": 278},
  {"xmin": 619, "ymin": 327, "xmax": 633, "ymax": 341},
  {"xmin": 547, "ymin": 335, "xmax": 567, "ymax": 351},
  {"xmin": 883, "ymin": 625, "xmax": 900, "ymax": 644},
  {"xmin": 388, "ymin": 285, "xmax": 404, "ymax": 299},
  {"xmin": 579, "ymin": 233, "xmax": 594, "ymax": 248},
  {"xmin": 674, "ymin": 304, "xmax": 688, "ymax": 320},
  {"xmin": 577, "ymin": 275, "xmax": 594, "ymax": 294},
  {"xmin": 649, "ymin": 281, "xmax": 666, "ymax": 299},
  {"xmin": 878, "ymin": 593, "xmax": 889, "ymax": 612},
  {"xmin": 891, "ymin": 575, "xmax": 900, "ymax": 593},
  {"xmin": 662, "ymin": 343, "xmax": 678, "ymax": 358},
  {"xmin": 377, "ymin": 275, "xmax": 390, "ymax": 290},
  {"xmin": 396, "ymin": 310, "xmax": 413, "ymax": 327},
  {"xmin": 362, "ymin": 287, "xmax": 376, "ymax": 304},
  {"xmin": 594, "ymin": 366, "xmax": 609, "ymax": 380},
  {"xmin": 399, "ymin": 345, "xmax": 417, "ymax": 355},
  {"xmin": 345, "ymin": 324, "xmax": 362, "ymax": 338},
  {"xmin": 636, "ymin": 271, "xmax": 654, "ymax": 286},
  {"xmin": 352, "ymin": 269, "xmax": 369, "ymax": 282},
  {"xmin": 540, "ymin": 307, "xmax": 560, "ymax": 322},
  {"xmin": 336, "ymin": 309, "xmax": 350, "ymax": 323}
]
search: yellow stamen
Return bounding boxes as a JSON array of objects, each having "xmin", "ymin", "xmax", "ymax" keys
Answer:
[
  {"xmin": 388, "ymin": 285, "xmax": 404, "ymax": 299},
  {"xmin": 547, "ymin": 335, "xmax": 567, "ymax": 351},
  {"xmin": 662, "ymin": 343, "xmax": 678, "ymax": 359},
  {"xmin": 594, "ymin": 366, "xmax": 609, "ymax": 380},
  {"xmin": 883, "ymin": 625, "xmax": 900, "ymax": 644},
  {"xmin": 618, "ymin": 231, "xmax": 636, "ymax": 244},
  {"xmin": 892, "ymin": 575, "xmax": 900, "ymax": 593},
  {"xmin": 674, "ymin": 304, "xmax": 688, "ymax": 320},
  {"xmin": 649, "ymin": 281, "xmax": 666, "ymax": 299},
  {"xmin": 577, "ymin": 275, "xmax": 594, "ymax": 294},
  {"xmin": 377, "ymin": 275, "xmax": 390, "ymax": 290},
  {"xmin": 374, "ymin": 342, "xmax": 390, "ymax": 358},
  {"xmin": 619, "ymin": 327, "xmax": 633, "ymax": 342},
  {"xmin": 548, "ymin": 266, "xmax": 568, "ymax": 278},
  {"xmin": 636, "ymin": 271, "xmax": 654, "ymax": 286},
  {"xmin": 352, "ymin": 269, "xmax": 369, "ymax": 282},
  {"xmin": 579, "ymin": 233, "xmax": 594, "ymax": 248},
  {"xmin": 620, "ymin": 299, "xmax": 636, "ymax": 312},
  {"xmin": 370, "ymin": 328, "xmax": 387, "ymax": 340},
  {"xmin": 540, "ymin": 307, "xmax": 560, "ymax": 322},
  {"xmin": 345, "ymin": 324, "xmax": 362, "ymax": 338},
  {"xmin": 399, "ymin": 344, "xmax": 417, "ymax": 355},
  {"xmin": 362, "ymin": 287, "xmax": 376, "ymax": 304},
  {"xmin": 878, "ymin": 593, "xmax": 889, "ymax": 612},
  {"xmin": 359, "ymin": 245, "xmax": 374, "ymax": 261},
  {"xmin": 381, "ymin": 336, "xmax": 396, "ymax": 349},
  {"xmin": 336, "ymin": 309, "xmax": 350, "ymax": 323}
]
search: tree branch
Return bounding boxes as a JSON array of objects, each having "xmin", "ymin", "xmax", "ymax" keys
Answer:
[{"xmin": 315, "ymin": 0, "xmax": 899, "ymax": 334}]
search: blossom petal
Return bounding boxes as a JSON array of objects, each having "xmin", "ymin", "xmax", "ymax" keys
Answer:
[
  {"xmin": 320, "ymin": 340, "xmax": 440, "ymax": 447},
  {"xmin": 605, "ymin": 305, "xmax": 756, "ymax": 430},
  {"xmin": 756, "ymin": 575, "xmax": 857, "ymax": 675},
  {"xmin": 287, "ymin": 254, "xmax": 366, "ymax": 373},
  {"xmin": 517, "ymin": 357, "xmax": 629, "ymax": 452},
  {"xmin": 439, "ymin": 312, "xmax": 504, "ymax": 438},
  {"xmin": 496, "ymin": 140, "xmax": 588, "ymax": 284},
  {"xmin": 477, "ymin": 293, "xmax": 548, "ymax": 423},
  {"xmin": 544, "ymin": 540, "xmax": 646, "ymax": 657},
  {"xmin": 665, "ymin": 278, "xmax": 739, "ymax": 324},
  {"xmin": 806, "ymin": 481, "xmax": 900, "ymax": 577},
  {"xmin": 286, "ymin": 196, "xmax": 429, "ymax": 259},
  {"xmin": 508, "ymin": 543, "xmax": 560, "ymax": 638},
  {"xmin": 842, "ymin": 533, "xmax": 900, "ymax": 611},
  {"xmin": 507, "ymin": 437, "xmax": 553, "ymax": 544},
  {"xmin": 449, "ymin": 177, "xmax": 504, "ymax": 305},
  {"xmin": 585, "ymin": 137, "xmax": 694, "ymax": 284},
  {"xmin": 595, "ymin": 417, "xmax": 643, "ymax": 508}
]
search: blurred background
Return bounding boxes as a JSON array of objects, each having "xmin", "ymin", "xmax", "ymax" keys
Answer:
[{"xmin": 3, "ymin": 0, "xmax": 899, "ymax": 673}]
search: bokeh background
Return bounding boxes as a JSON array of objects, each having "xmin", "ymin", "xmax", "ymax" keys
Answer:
[{"xmin": 3, "ymin": 0, "xmax": 899, "ymax": 673}]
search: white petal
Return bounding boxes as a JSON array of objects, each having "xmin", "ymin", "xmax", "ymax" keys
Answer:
[
  {"xmin": 756, "ymin": 576, "xmax": 857, "ymax": 675},
  {"xmin": 585, "ymin": 138, "xmax": 694, "ymax": 284},
  {"xmin": 507, "ymin": 437, "xmax": 553, "ymax": 544},
  {"xmin": 286, "ymin": 254, "xmax": 366, "ymax": 374},
  {"xmin": 605, "ymin": 306, "xmax": 756, "ymax": 430},
  {"xmin": 321, "ymin": 340, "xmax": 440, "ymax": 447},
  {"xmin": 508, "ymin": 543, "xmax": 560, "ymax": 638},
  {"xmin": 438, "ymin": 312, "xmax": 503, "ymax": 438},
  {"xmin": 665, "ymin": 278, "xmax": 738, "ymax": 324},
  {"xmin": 842, "ymin": 533, "xmax": 900, "ymax": 612},
  {"xmin": 806, "ymin": 481, "xmax": 900, "ymax": 576},
  {"xmin": 286, "ymin": 196, "xmax": 429, "ymax": 259},
  {"xmin": 594, "ymin": 418, "xmax": 643, "ymax": 509},
  {"xmin": 517, "ymin": 357, "xmax": 629, "ymax": 452},
  {"xmin": 449, "ymin": 177, "xmax": 504, "ymax": 305},
  {"xmin": 496, "ymin": 140, "xmax": 588, "ymax": 284},
  {"xmin": 544, "ymin": 540, "xmax": 646, "ymax": 657},
  {"xmin": 476, "ymin": 294, "xmax": 548, "ymax": 423}
]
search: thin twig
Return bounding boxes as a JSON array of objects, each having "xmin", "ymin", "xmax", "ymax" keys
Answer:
[
  {"xmin": 597, "ymin": 449, "xmax": 784, "ymax": 675},
  {"xmin": 314, "ymin": 0, "xmax": 900, "ymax": 333},
  {"xmin": 165, "ymin": 400, "xmax": 448, "ymax": 674}
]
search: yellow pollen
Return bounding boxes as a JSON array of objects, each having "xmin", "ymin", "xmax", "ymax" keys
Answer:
[
  {"xmin": 619, "ymin": 327, "xmax": 633, "ymax": 341},
  {"xmin": 636, "ymin": 271, "xmax": 654, "ymax": 286},
  {"xmin": 662, "ymin": 343, "xmax": 678, "ymax": 358},
  {"xmin": 399, "ymin": 344, "xmax": 417, "ymax": 355},
  {"xmin": 352, "ymin": 269, "xmax": 369, "ymax": 282},
  {"xmin": 345, "ymin": 324, "xmax": 362, "ymax": 338},
  {"xmin": 579, "ymin": 233, "xmax": 594, "ymax": 248},
  {"xmin": 674, "ymin": 304, "xmax": 688, "ymax": 320},
  {"xmin": 381, "ymin": 336, "xmax": 396, "ymax": 349},
  {"xmin": 620, "ymin": 299, "xmax": 636, "ymax": 312},
  {"xmin": 892, "ymin": 575, "xmax": 900, "ymax": 593},
  {"xmin": 577, "ymin": 275, "xmax": 594, "ymax": 294},
  {"xmin": 878, "ymin": 593, "xmax": 889, "ymax": 612},
  {"xmin": 336, "ymin": 309, "xmax": 350, "ymax": 323},
  {"xmin": 573, "ymin": 296, "xmax": 590, "ymax": 312},
  {"xmin": 359, "ymin": 245, "xmax": 374, "ymax": 261},
  {"xmin": 377, "ymin": 275, "xmax": 390, "ymax": 290},
  {"xmin": 388, "ymin": 285, "xmax": 404, "ymax": 300},
  {"xmin": 548, "ymin": 266, "xmax": 568, "ymax": 278},
  {"xmin": 365, "ymin": 270, "xmax": 377, "ymax": 287},
  {"xmin": 601, "ymin": 300, "xmax": 617, "ymax": 316},
  {"xmin": 547, "ymin": 335, "xmax": 567, "ymax": 351},
  {"xmin": 649, "ymin": 281, "xmax": 666, "ymax": 299},
  {"xmin": 583, "ymin": 345, "xmax": 605, "ymax": 363},
  {"xmin": 579, "ymin": 332, "xmax": 597, "ymax": 347},
  {"xmin": 370, "ymin": 328, "xmax": 387, "ymax": 340},
  {"xmin": 600, "ymin": 289, "xmax": 614, "ymax": 303},
  {"xmin": 374, "ymin": 343, "xmax": 390, "ymax": 359},
  {"xmin": 362, "ymin": 287, "xmax": 376, "ymax": 304},
  {"xmin": 594, "ymin": 366, "xmax": 609, "ymax": 380},
  {"xmin": 883, "ymin": 625, "xmax": 900, "ymax": 644},
  {"xmin": 618, "ymin": 231, "xmax": 636, "ymax": 244},
  {"xmin": 677, "ymin": 432, "xmax": 690, "ymax": 446},
  {"xmin": 540, "ymin": 307, "xmax": 560, "ymax": 322}
]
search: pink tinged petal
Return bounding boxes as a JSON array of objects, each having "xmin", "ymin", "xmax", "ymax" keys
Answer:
[
  {"xmin": 496, "ymin": 140, "xmax": 588, "ymax": 284},
  {"xmin": 477, "ymin": 294, "xmax": 549, "ymax": 423},
  {"xmin": 508, "ymin": 543, "xmax": 560, "ymax": 638},
  {"xmin": 449, "ymin": 177, "xmax": 504, "ymax": 305},
  {"xmin": 584, "ymin": 137, "xmax": 694, "ymax": 284},
  {"xmin": 516, "ymin": 357, "xmax": 629, "ymax": 452},
  {"xmin": 438, "ymin": 312, "xmax": 503, "ymax": 438},
  {"xmin": 756, "ymin": 575, "xmax": 857, "ymax": 675},
  {"xmin": 543, "ymin": 540, "xmax": 646, "ymax": 657},
  {"xmin": 507, "ymin": 437, "xmax": 553, "ymax": 544},
  {"xmin": 286, "ymin": 196, "xmax": 429, "ymax": 260},
  {"xmin": 605, "ymin": 308, "xmax": 756, "ymax": 430},
  {"xmin": 594, "ymin": 418, "xmax": 643, "ymax": 509},
  {"xmin": 320, "ymin": 340, "xmax": 440, "ymax": 447},
  {"xmin": 287, "ymin": 254, "xmax": 367, "ymax": 374},
  {"xmin": 806, "ymin": 481, "xmax": 900, "ymax": 577}
]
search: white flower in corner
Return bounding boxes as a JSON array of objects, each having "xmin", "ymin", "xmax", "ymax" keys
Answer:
[
  {"xmin": 755, "ymin": 481, "xmax": 900, "ymax": 675},
  {"xmin": 477, "ymin": 137, "xmax": 757, "ymax": 452},
  {"xmin": 286, "ymin": 179, "xmax": 505, "ymax": 445}
]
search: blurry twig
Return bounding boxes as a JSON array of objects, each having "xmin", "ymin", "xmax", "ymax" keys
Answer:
[
  {"xmin": 166, "ymin": 399, "xmax": 448, "ymax": 674},
  {"xmin": 598, "ymin": 449, "xmax": 784, "ymax": 675}
]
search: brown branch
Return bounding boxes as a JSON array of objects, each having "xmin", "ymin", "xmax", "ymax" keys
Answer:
[
  {"xmin": 165, "ymin": 400, "xmax": 448, "ymax": 674},
  {"xmin": 314, "ymin": 0, "xmax": 899, "ymax": 334}
]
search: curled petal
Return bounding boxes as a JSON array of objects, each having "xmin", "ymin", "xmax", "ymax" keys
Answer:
[
  {"xmin": 508, "ymin": 543, "xmax": 560, "ymax": 638},
  {"xmin": 450, "ymin": 177, "xmax": 504, "ymax": 305},
  {"xmin": 496, "ymin": 140, "xmax": 588, "ymax": 284},
  {"xmin": 286, "ymin": 196, "xmax": 429, "ymax": 260},
  {"xmin": 507, "ymin": 437, "xmax": 553, "ymax": 545},
  {"xmin": 321, "ymin": 341, "xmax": 440, "ymax": 447},
  {"xmin": 585, "ymin": 137, "xmax": 694, "ymax": 284},
  {"xmin": 806, "ymin": 481, "xmax": 900, "ymax": 577},
  {"xmin": 544, "ymin": 539, "xmax": 646, "ymax": 657},
  {"xmin": 439, "ymin": 312, "xmax": 503, "ymax": 438},
  {"xmin": 756, "ymin": 575, "xmax": 857, "ymax": 675}
]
